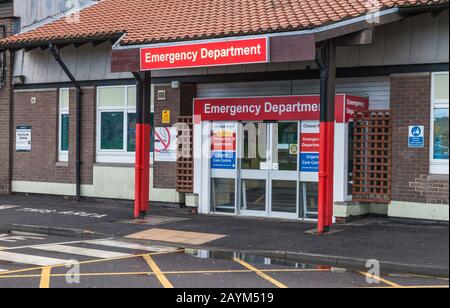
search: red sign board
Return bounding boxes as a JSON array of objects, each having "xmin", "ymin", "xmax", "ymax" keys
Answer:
[
  {"xmin": 300, "ymin": 133, "xmax": 320, "ymax": 152},
  {"xmin": 140, "ymin": 38, "xmax": 268, "ymax": 71},
  {"xmin": 211, "ymin": 134, "xmax": 236, "ymax": 151},
  {"xmin": 194, "ymin": 95, "xmax": 368, "ymax": 123}
]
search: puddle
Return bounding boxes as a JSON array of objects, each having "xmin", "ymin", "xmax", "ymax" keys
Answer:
[{"xmin": 183, "ymin": 248, "xmax": 329, "ymax": 270}]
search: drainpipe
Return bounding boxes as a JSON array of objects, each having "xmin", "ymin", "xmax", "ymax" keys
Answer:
[
  {"xmin": 132, "ymin": 71, "xmax": 151, "ymax": 218},
  {"xmin": 49, "ymin": 44, "xmax": 82, "ymax": 202},
  {"xmin": 317, "ymin": 39, "xmax": 337, "ymax": 234}
]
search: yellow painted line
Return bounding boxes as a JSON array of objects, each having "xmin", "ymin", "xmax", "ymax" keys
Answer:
[
  {"xmin": 0, "ymin": 268, "xmax": 331, "ymax": 279},
  {"xmin": 0, "ymin": 249, "xmax": 184, "ymax": 277},
  {"xmin": 0, "ymin": 246, "xmax": 7, "ymax": 250},
  {"xmin": 358, "ymin": 271, "xmax": 402, "ymax": 288},
  {"xmin": 388, "ymin": 273, "xmax": 450, "ymax": 281},
  {"xmin": 401, "ymin": 285, "xmax": 449, "ymax": 289},
  {"xmin": 234, "ymin": 257, "xmax": 288, "ymax": 289},
  {"xmin": 39, "ymin": 267, "xmax": 51, "ymax": 289},
  {"xmin": 143, "ymin": 255, "xmax": 173, "ymax": 288}
]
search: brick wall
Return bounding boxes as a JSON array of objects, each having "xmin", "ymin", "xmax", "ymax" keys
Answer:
[
  {"xmin": 390, "ymin": 73, "xmax": 449, "ymax": 205},
  {"xmin": 153, "ymin": 84, "xmax": 196, "ymax": 189},
  {"xmin": 12, "ymin": 87, "xmax": 95, "ymax": 185},
  {"xmin": 0, "ymin": 18, "xmax": 15, "ymax": 194}
]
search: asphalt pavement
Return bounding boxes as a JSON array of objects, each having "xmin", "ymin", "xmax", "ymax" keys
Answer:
[
  {"xmin": 0, "ymin": 194, "xmax": 448, "ymax": 278},
  {"xmin": 0, "ymin": 232, "xmax": 447, "ymax": 289}
]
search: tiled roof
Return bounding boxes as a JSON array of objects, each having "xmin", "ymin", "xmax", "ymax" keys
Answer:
[{"xmin": 0, "ymin": 0, "xmax": 448, "ymax": 49}]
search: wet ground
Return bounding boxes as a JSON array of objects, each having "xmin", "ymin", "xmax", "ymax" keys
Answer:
[{"xmin": 0, "ymin": 233, "xmax": 448, "ymax": 289}]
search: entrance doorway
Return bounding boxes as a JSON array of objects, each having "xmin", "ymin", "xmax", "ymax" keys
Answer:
[{"xmin": 240, "ymin": 122, "xmax": 299, "ymax": 219}]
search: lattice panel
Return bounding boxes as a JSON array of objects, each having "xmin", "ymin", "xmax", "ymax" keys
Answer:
[
  {"xmin": 352, "ymin": 110, "xmax": 392, "ymax": 203},
  {"xmin": 176, "ymin": 116, "xmax": 194, "ymax": 193}
]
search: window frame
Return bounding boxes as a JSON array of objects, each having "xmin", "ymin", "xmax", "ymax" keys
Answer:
[
  {"xmin": 96, "ymin": 85, "xmax": 154, "ymax": 164},
  {"xmin": 58, "ymin": 88, "xmax": 70, "ymax": 162},
  {"xmin": 430, "ymin": 72, "xmax": 449, "ymax": 175}
]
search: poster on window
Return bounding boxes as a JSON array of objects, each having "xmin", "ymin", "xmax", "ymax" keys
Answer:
[
  {"xmin": 16, "ymin": 126, "xmax": 32, "ymax": 152},
  {"xmin": 300, "ymin": 121, "xmax": 319, "ymax": 172},
  {"xmin": 211, "ymin": 122, "xmax": 237, "ymax": 169},
  {"xmin": 154, "ymin": 127, "xmax": 178, "ymax": 162}
]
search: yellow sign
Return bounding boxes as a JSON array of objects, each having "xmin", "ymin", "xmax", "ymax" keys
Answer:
[{"xmin": 162, "ymin": 110, "xmax": 171, "ymax": 124}]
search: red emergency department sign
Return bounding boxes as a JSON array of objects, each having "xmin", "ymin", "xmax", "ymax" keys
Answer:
[
  {"xmin": 194, "ymin": 95, "xmax": 368, "ymax": 123},
  {"xmin": 140, "ymin": 38, "xmax": 268, "ymax": 70}
]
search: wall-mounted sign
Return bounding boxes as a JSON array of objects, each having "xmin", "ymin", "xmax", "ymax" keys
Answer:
[
  {"xmin": 194, "ymin": 95, "xmax": 368, "ymax": 123},
  {"xmin": 408, "ymin": 125, "xmax": 425, "ymax": 148},
  {"xmin": 211, "ymin": 122, "xmax": 237, "ymax": 169},
  {"xmin": 300, "ymin": 121, "xmax": 320, "ymax": 172},
  {"xmin": 162, "ymin": 110, "xmax": 171, "ymax": 124},
  {"xmin": 141, "ymin": 37, "xmax": 268, "ymax": 71},
  {"xmin": 16, "ymin": 126, "xmax": 32, "ymax": 152},
  {"xmin": 154, "ymin": 127, "xmax": 177, "ymax": 162}
]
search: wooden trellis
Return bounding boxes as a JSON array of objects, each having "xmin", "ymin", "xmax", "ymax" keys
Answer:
[
  {"xmin": 352, "ymin": 110, "xmax": 392, "ymax": 203},
  {"xmin": 176, "ymin": 116, "xmax": 194, "ymax": 193}
]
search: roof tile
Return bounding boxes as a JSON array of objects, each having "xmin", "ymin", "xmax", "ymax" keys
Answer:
[{"xmin": 0, "ymin": 0, "xmax": 448, "ymax": 48}]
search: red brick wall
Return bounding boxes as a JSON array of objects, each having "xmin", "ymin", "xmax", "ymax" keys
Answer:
[
  {"xmin": 12, "ymin": 88, "xmax": 95, "ymax": 185},
  {"xmin": 153, "ymin": 84, "xmax": 196, "ymax": 189},
  {"xmin": 390, "ymin": 73, "xmax": 449, "ymax": 205},
  {"xmin": 0, "ymin": 18, "xmax": 15, "ymax": 194}
]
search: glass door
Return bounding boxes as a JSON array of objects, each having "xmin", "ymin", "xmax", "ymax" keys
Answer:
[
  {"xmin": 240, "ymin": 122, "xmax": 269, "ymax": 217},
  {"xmin": 269, "ymin": 122, "xmax": 299, "ymax": 219},
  {"xmin": 239, "ymin": 122, "xmax": 300, "ymax": 219}
]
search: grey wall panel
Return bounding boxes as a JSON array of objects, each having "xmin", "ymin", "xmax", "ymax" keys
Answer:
[
  {"xmin": 74, "ymin": 43, "xmax": 93, "ymax": 81},
  {"xmin": 383, "ymin": 18, "xmax": 412, "ymax": 65},
  {"xmin": 358, "ymin": 26, "xmax": 386, "ymax": 67},
  {"xmin": 436, "ymin": 10, "xmax": 449, "ymax": 63},
  {"xmin": 410, "ymin": 13, "xmax": 440, "ymax": 64},
  {"xmin": 197, "ymin": 77, "xmax": 390, "ymax": 110},
  {"xmin": 32, "ymin": 49, "xmax": 50, "ymax": 83}
]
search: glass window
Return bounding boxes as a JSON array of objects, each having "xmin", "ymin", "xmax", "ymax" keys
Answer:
[
  {"xmin": 433, "ymin": 108, "xmax": 449, "ymax": 160},
  {"xmin": 241, "ymin": 122, "xmax": 267, "ymax": 170},
  {"xmin": 60, "ymin": 89, "xmax": 70, "ymax": 109},
  {"xmin": 97, "ymin": 85, "xmax": 154, "ymax": 163},
  {"xmin": 127, "ymin": 87, "xmax": 136, "ymax": 107},
  {"xmin": 275, "ymin": 122, "xmax": 298, "ymax": 171},
  {"xmin": 430, "ymin": 73, "xmax": 449, "ymax": 174},
  {"xmin": 434, "ymin": 74, "xmax": 449, "ymax": 101},
  {"xmin": 59, "ymin": 88, "xmax": 70, "ymax": 162},
  {"xmin": 272, "ymin": 180, "xmax": 297, "ymax": 213},
  {"xmin": 98, "ymin": 87, "xmax": 125, "ymax": 107},
  {"xmin": 100, "ymin": 112, "xmax": 124, "ymax": 150},
  {"xmin": 241, "ymin": 179, "xmax": 266, "ymax": 212},
  {"xmin": 299, "ymin": 182, "xmax": 318, "ymax": 219},
  {"xmin": 60, "ymin": 114, "xmax": 69, "ymax": 152},
  {"xmin": 211, "ymin": 178, "xmax": 236, "ymax": 214}
]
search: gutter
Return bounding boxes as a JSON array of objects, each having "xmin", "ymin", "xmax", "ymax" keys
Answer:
[{"xmin": 49, "ymin": 43, "xmax": 82, "ymax": 202}]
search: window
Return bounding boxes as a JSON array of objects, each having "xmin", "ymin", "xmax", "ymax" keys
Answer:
[
  {"xmin": 430, "ymin": 72, "xmax": 449, "ymax": 174},
  {"xmin": 58, "ymin": 88, "xmax": 70, "ymax": 162},
  {"xmin": 96, "ymin": 85, "xmax": 154, "ymax": 163}
]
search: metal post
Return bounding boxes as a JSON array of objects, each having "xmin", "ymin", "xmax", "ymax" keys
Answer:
[
  {"xmin": 133, "ymin": 71, "xmax": 151, "ymax": 218},
  {"xmin": 318, "ymin": 40, "xmax": 336, "ymax": 234},
  {"xmin": 49, "ymin": 44, "xmax": 82, "ymax": 202}
]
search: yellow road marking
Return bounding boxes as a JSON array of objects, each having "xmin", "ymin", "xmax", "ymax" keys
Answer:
[
  {"xmin": 39, "ymin": 267, "xmax": 51, "ymax": 289},
  {"xmin": 0, "ymin": 268, "xmax": 331, "ymax": 279},
  {"xmin": 234, "ymin": 257, "xmax": 288, "ymax": 288},
  {"xmin": 358, "ymin": 271, "xmax": 402, "ymax": 288},
  {"xmin": 143, "ymin": 255, "xmax": 173, "ymax": 288},
  {"xmin": 0, "ymin": 249, "xmax": 184, "ymax": 277},
  {"xmin": 388, "ymin": 273, "xmax": 449, "ymax": 281}
]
